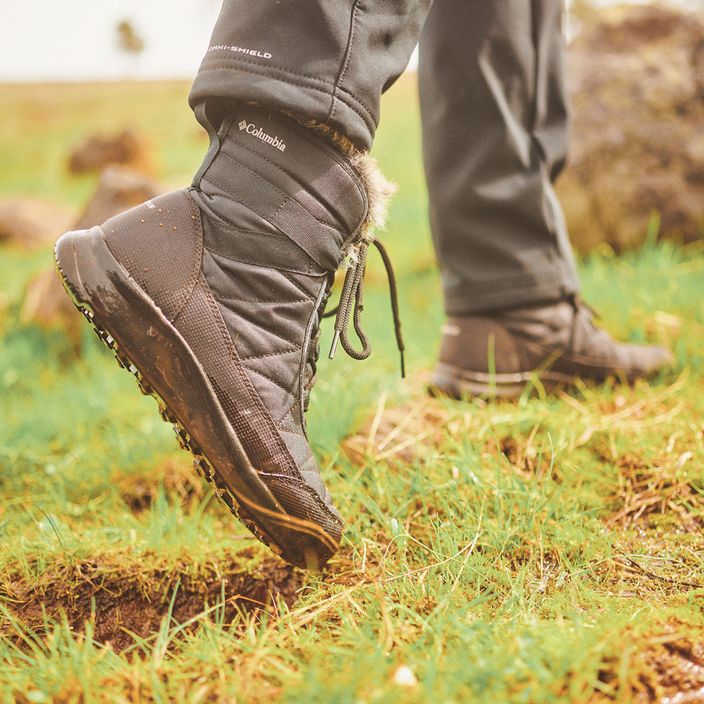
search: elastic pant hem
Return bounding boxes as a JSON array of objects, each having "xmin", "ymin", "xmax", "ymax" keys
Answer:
[
  {"xmin": 443, "ymin": 270, "xmax": 580, "ymax": 316},
  {"xmin": 189, "ymin": 58, "xmax": 375, "ymax": 150}
]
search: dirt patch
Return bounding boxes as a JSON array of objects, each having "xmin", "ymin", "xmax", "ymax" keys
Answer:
[
  {"xmin": 485, "ymin": 432, "xmax": 557, "ymax": 480},
  {"xmin": 342, "ymin": 389, "xmax": 556, "ymax": 483},
  {"xmin": 73, "ymin": 165, "xmax": 162, "ymax": 231},
  {"xmin": 593, "ymin": 624, "xmax": 704, "ymax": 703},
  {"xmin": 19, "ymin": 165, "xmax": 163, "ymax": 355},
  {"xmin": 591, "ymin": 445, "xmax": 704, "ymax": 597},
  {"xmin": 20, "ymin": 267, "xmax": 83, "ymax": 353},
  {"xmin": 68, "ymin": 129, "xmax": 152, "ymax": 175},
  {"xmin": 0, "ymin": 198, "xmax": 73, "ymax": 249},
  {"xmin": 113, "ymin": 457, "xmax": 206, "ymax": 513},
  {"xmin": 559, "ymin": 4, "xmax": 704, "ymax": 251},
  {"xmin": 596, "ymin": 546, "xmax": 702, "ymax": 601},
  {"xmin": 1, "ymin": 549, "xmax": 301, "ymax": 652}
]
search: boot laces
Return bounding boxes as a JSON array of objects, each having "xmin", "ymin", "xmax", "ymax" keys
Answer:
[
  {"xmin": 302, "ymin": 239, "xmax": 405, "ymax": 412},
  {"xmin": 302, "ymin": 271, "xmax": 335, "ymax": 412},
  {"xmin": 326, "ymin": 239, "xmax": 405, "ymax": 376}
]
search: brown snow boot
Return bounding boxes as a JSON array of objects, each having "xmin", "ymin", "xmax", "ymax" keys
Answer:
[{"xmin": 55, "ymin": 103, "xmax": 397, "ymax": 569}]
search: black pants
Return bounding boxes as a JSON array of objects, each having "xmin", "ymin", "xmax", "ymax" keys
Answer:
[{"xmin": 190, "ymin": 0, "xmax": 580, "ymax": 315}]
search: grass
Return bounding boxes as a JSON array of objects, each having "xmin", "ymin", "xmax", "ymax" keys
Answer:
[{"xmin": 1, "ymin": 76, "xmax": 704, "ymax": 702}]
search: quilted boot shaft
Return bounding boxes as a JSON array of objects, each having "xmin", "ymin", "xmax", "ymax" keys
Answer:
[{"xmin": 188, "ymin": 103, "xmax": 369, "ymax": 526}]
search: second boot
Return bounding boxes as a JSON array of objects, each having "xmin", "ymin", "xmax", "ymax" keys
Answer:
[{"xmin": 432, "ymin": 298, "xmax": 673, "ymax": 399}]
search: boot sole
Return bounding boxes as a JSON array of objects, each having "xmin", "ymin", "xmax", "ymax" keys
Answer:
[
  {"xmin": 55, "ymin": 227, "xmax": 337, "ymax": 569},
  {"xmin": 430, "ymin": 362, "xmax": 576, "ymax": 400}
]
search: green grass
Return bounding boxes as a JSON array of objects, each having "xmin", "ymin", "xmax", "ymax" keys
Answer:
[{"xmin": 1, "ymin": 77, "xmax": 704, "ymax": 703}]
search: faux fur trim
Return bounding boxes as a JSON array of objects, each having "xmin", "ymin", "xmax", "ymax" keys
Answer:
[
  {"xmin": 348, "ymin": 150, "xmax": 397, "ymax": 243},
  {"xmin": 282, "ymin": 112, "xmax": 396, "ymax": 244},
  {"xmin": 284, "ymin": 112, "xmax": 359, "ymax": 156}
]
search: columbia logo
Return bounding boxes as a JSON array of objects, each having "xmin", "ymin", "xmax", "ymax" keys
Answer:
[{"xmin": 237, "ymin": 120, "xmax": 286, "ymax": 152}]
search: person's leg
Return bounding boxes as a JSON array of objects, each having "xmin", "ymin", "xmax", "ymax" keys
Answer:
[
  {"xmin": 420, "ymin": 0, "xmax": 671, "ymax": 398},
  {"xmin": 56, "ymin": 0, "xmax": 432, "ymax": 568},
  {"xmin": 419, "ymin": 0, "xmax": 578, "ymax": 315},
  {"xmin": 191, "ymin": 0, "xmax": 431, "ymax": 150}
]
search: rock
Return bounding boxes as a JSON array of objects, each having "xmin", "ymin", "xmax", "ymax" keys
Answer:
[
  {"xmin": 0, "ymin": 199, "xmax": 73, "ymax": 249},
  {"xmin": 73, "ymin": 165, "xmax": 162, "ymax": 230},
  {"xmin": 68, "ymin": 129, "xmax": 152, "ymax": 175},
  {"xmin": 20, "ymin": 167, "xmax": 163, "ymax": 352},
  {"xmin": 557, "ymin": 3, "xmax": 704, "ymax": 252}
]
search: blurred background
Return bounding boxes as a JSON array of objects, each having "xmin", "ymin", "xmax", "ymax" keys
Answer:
[
  {"xmin": 2, "ymin": 0, "xmax": 703, "ymax": 82},
  {"xmin": 1, "ymin": 0, "xmax": 704, "ymax": 453},
  {"xmin": 1, "ymin": 2, "xmax": 704, "ymax": 699},
  {"xmin": 2, "ymin": 0, "xmax": 222, "ymax": 83},
  {"xmin": 1, "ymin": 0, "xmax": 703, "ymax": 449}
]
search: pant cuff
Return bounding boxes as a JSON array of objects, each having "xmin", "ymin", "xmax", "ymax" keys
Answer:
[
  {"xmin": 443, "ymin": 263, "xmax": 580, "ymax": 316},
  {"xmin": 189, "ymin": 56, "xmax": 375, "ymax": 149}
]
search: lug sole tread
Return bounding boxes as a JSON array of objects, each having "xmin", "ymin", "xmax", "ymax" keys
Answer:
[{"xmin": 54, "ymin": 247, "xmax": 281, "ymax": 557}]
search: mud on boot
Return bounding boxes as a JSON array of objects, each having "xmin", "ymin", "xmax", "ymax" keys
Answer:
[{"xmin": 55, "ymin": 103, "xmax": 396, "ymax": 569}]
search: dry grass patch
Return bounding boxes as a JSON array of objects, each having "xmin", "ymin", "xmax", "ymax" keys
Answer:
[
  {"xmin": 605, "ymin": 451, "xmax": 704, "ymax": 532},
  {"xmin": 342, "ymin": 389, "xmax": 452, "ymax": 467},
  {"xmin": 487, "ymin": 432, "xmax": 557, "ymax": 479},
  {"xmin": 342, "ymin": 380, "xmax": 704, "ymax": 601},
  {"xmin": 112, "ymin": 457, "xmax": 206, "ymax": 513}
]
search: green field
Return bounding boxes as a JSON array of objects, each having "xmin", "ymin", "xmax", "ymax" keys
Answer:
[{"xmin": 1, "ymin": 77, "xmax": 704, "ymax": 703}]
